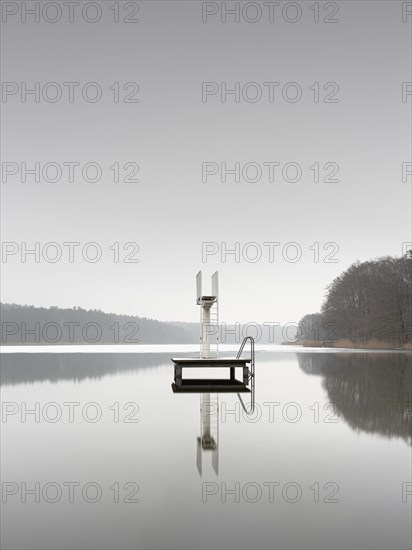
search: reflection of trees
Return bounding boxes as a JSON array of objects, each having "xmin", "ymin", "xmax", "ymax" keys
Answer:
[
  {"xmin": 298, "ymin": 353, "xmax": 412, "ymax": 445},
  {"xmin": 0, "ymin": 352, "xmax": 172, "ymax": 386}
]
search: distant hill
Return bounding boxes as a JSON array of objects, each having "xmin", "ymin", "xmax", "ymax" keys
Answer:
[
  {"xmin": 1, "ymin": 303, "xmax": 297, "ymax": 345},
  {"xmin": 0, "ymin": 303, "xmax": 191, "ymax": 345}
]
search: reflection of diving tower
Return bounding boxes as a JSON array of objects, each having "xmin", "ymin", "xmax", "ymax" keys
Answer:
[
  {"xmin": 197, "ymin": 271, "xmax": 219, "ymax": 359},
  {"xmin": 197, "ymin": 393, "xmax": 219, "ymax": 476}
]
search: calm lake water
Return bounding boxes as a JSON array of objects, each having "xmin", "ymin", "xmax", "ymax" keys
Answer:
[{"xmin": 1, "ymin": 346, "xmax": 411, "ymax": 549}]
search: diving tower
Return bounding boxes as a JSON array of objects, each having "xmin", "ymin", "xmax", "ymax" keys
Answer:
[
  {"xmin": 171, "ymin": 271, "xmax": 255, "ymax": 394},
  {"xmin": 197, "ymin": 270, "xmax": 219, "ymax": 359}
]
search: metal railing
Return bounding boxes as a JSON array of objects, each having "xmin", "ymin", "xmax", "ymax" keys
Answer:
[{"xmin": 236, "ymin": 336, "xmax": 255, "ymax": 413}]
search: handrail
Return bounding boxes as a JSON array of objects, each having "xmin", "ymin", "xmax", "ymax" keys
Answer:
[
  {"xmin": 236, "ymin": 336, "xmax": 255, "ymax": 413},
  {"xmin": 236, "ymin": 335, "xmax": 254, "ymax": 360}
]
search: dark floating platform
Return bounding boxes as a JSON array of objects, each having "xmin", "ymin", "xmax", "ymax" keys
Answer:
[
  {"xmin": 171, "ymin": 357, "xmax": 251, "ymax": 393},
  {"xmin": 172, "ymin": 379, "xmax": 251, "ymax": 393}
]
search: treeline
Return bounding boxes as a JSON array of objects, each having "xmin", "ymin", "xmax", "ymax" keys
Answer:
[
  {"xmin": 298, "ymin": 253, "xmax": 412, "ymax": 348},
  {"xmin": 0, "ymin": 303, "xmax": 190, "ymax": 344},
  {"xmin": 1, "ymin": 303, "xmax": 294, "ymax": 345}
]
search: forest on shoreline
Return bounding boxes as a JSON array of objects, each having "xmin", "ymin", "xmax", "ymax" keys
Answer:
[
  {"xmin": 298, "ymin": 253, "xmax": 412, "ymax": 350},
  {"xmin": 0, "ymin": 304, "xmax": 288, "ymax": 345},
  {"xmin": 0, "ymin": 303, "xmax": 189, "ymax": 345}
]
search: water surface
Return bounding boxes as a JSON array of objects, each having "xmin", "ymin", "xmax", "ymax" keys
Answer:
[{"xmin": 1, "ymin": 347, "xmax": 411, "ymax": 549}]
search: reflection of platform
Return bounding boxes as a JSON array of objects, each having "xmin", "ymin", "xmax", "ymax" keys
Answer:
[{"xmin": 171, "ymin": 357, "xmax": 251, "ymax": 393}]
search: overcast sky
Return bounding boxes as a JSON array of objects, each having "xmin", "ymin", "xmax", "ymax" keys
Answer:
[{"xmin": 1, "ymin": 0, "xmax": 411, "ymax": 324}]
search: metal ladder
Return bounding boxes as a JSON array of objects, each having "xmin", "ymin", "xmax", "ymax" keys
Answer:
[{"xmin": 236, "ymin": 336, "xmax": 255, "ymax": 413}]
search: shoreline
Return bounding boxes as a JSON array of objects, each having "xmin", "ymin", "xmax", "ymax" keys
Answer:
[
  {"xmin": 282, "ymin": 339, "xmax": 412, "ymax": 351},
  {"xmin": 1, "ymin": 342, "xmax": 410, "ymax": 354}
]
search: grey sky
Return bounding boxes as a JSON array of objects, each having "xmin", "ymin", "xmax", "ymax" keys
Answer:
[{"xmin": 1, "ymin": 0, "xmax": 411, "ymax": 324}]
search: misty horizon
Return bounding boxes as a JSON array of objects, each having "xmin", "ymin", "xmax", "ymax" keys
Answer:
[
  {"xmin": 1, "ymin": 251, "xmax": 411, "ymax": 325},
  {"xmin": 2, "ymin": 1, "xmax": 411, "ymax": 326}
]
